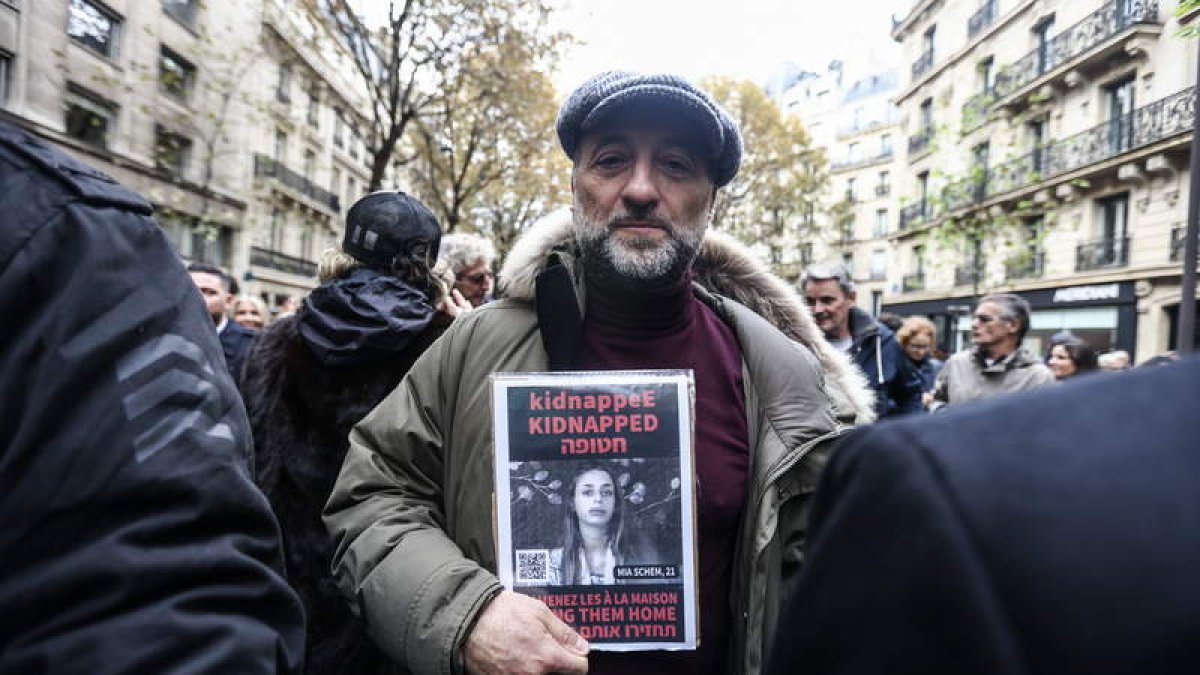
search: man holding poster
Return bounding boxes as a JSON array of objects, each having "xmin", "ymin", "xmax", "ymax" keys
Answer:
[{"xmin": 324, "ymin": 71, "xmax": 873, "ymax": 675}]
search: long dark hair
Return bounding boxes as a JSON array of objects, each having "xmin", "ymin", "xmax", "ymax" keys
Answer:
[
  {"xmin": 1055, "ymin": 337, "xmax": 1099, "ymax": 375},
  {"xmin": 560, "ymin": 462, "xmax": 646, "ymax": 584}
]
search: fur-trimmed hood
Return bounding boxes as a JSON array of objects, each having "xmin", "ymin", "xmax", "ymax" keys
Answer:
[{"xmin": 499, "ymin": 210, "xmax": 876, "ymax": 423}]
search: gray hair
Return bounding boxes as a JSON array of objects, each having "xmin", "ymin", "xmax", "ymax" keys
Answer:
[
  {"xmin": 979, "ymin": 293, "xmax": 1032, "ymax": 341},
  {"xmin": 801, "ymin": 260, "xmax": 856, "ymax": 296},
  {"xmin": 438, "ymin": 233, "xmax": 496, "ymax": 275}
]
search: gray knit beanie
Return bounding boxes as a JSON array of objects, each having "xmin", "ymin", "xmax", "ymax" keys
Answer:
[{"xmin": 556, "ymin": 71, "xmax": 743, "ymax": 187}]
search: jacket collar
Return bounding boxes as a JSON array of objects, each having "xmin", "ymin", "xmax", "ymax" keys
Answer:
[
  {"xmin": 499, "ymin": 210, "xmax": 877, "ymax": 423},
  {"xmin": 974, "ymin": 346, "xmax": 1041, "ymax": 373}
]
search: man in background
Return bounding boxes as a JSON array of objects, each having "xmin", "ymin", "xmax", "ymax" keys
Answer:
[
  {"xmin": 0, "ymin": 122, "xmax": 303, "ymax": 672},
  {"xmin": 802, "ymin": 261, "xmax": 922, "ymax": 417},
  {"xmin": 438, "ymin": 232, "xmax": 496, "ymax": 306},
  {"xmin": 188, "ymin": 261, "xmax": 257, "ymax": 382}
]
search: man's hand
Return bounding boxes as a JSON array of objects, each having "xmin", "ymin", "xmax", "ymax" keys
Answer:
[
  {"xmin": 438, "ymin": 289, "xmax": 474, "ymax": 320},
  {"xmin": 464, "ymin": 591, "xmax": 589, "ymax": 675}
]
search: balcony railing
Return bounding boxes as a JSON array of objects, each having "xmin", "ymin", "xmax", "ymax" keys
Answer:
[
  {"xmin": 254, "ymin": 154, "xmax": 341, "ymax": 212},
  {"xmin": 876, "ymin": 184, "xmax": 891, "ymax": 197},
  {"xmin": 968, "ymin": 0, "xmax": 998, "ymax": 38},
  {"xmin": 908, "ymin": 129, "xmax": 934, "ymax": 157},
  {"xmin": 912, "ymin": 49, "xmax": 935, "ymax": 80},
  {"xmin": 250, "ymin": 246, "xmax": 318, "ymax": 277},
  {"xmin": 961, "ymin": 88, "xmax": 995, "ymax": 131},
  {"xmin": 942, "ymin": 175, "xmax": 988, "ymax": 212},
  {"xmin": 903, "ymin": 272, "xmax": 926, "ymax": 292},
  {"xmin": 1005, "ymin": 251, "xmax": 1045, "ymax": 279},
  {"xmin": 955, "ymin": 265, "xmax": 980, "ymax": 287},
  {"xmin": 993, "ymin": 0, "xmax": 1160, "ymax": 102},
  {"xmin": 899, "ymin": 201, "xmax": 927, "ymax": 230},
  {"xmin": 1076, "ymin": 236, "xmax": 1129, "ymax": 271},
  {"xmin": 832, "ymin": 148, "xmax": 894, "ymax": 171},
  {"xmin": 941, "ymin": 87, "xmax": 1194, "ymax": 212}
]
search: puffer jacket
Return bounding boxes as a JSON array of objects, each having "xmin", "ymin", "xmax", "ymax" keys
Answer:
[
  {"xmin": 846, "ymin": 307, "xmax": 924, "ymax": 418},
  {"xmin": 934, "ymin": 346, "xmax": 1056, "ymax": 406},
  {"xmin": 323, "ymin": 212, "xmax": 873, "ymax": 675}
]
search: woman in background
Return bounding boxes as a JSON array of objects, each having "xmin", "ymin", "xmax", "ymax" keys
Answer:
[
  {"xmin": 1048, "ymin": 336, "xmax": 1098, "ymax": 380},
  {"xmin": 897, "ymin": 316, "xmax": 942, "ymax": 408},
  {"xmin": 232, "ymin": 295, "xmax": 267, "ymax": 331}
]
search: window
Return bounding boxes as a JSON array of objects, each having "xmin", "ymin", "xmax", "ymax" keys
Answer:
[
  {"xmin": 345, "ymin": 176, "xmax": 356, "ymax": 205},
  {"xmin": 917, "ymin": 170, "xmax": 930, "ymax": 214},
  {"xmin": 877, "ymin": 170, "xmax": 890, "ymax": 196},
  {"xmin": 918, "ymin": 98, "xmax": 933, "ymax": 132},
  {"xmin": 977, "ymin": 57, "xmax": 995, "ymax": 92},
  {"xmin": 303, "ymin": 149, "xmax": 316, "ymax": 181},
  {"xmin": 1034, "ymin": 16, "xmax": 1056, "ymax": 74},
  {"xmin": 333, "ymin": 108, "xmax": 344, "ymax": 147},
  {"xmin": 842, "ymin": 251, "xmax": 855, "ymax": 274},
  {"xmin": 276, "ymin": 62, "xmax": 291, "ymax": 103},
  {"xmin": 1028, "ymin": 119, "xmax": 1046, "ymax": 173},
  {"xmin": 307, "ymin": 88, "xmax": 320, "ymax": 127},
  {"xmin": 160, "ymin": 212, "xmax": 231, "ymax": 267},
  {"xmin": 349, "ymin": 132, "xmax": 359, "ymax": 160},
  {"xmin": 1098, "ymin": 193, "xmax": 1129, "ymax": 243},
  {"xmin": 913, "ymin": 244, "xmax": 926, "ymax": 275},
  {"xmin": 874, "ymin": 209, "xmax": 889, "ymax": 237},
  {"xmin": 274, "ymin": 129, "xmax": 287, "ymax": 164},
  {"xmin": 331, "ymin": 166, "xmax": 341, "ymax": 195},
  {"xmin": 972, "ymin": 142, "xmax": 990, "ymax": 198},
  {"xmin": 158, "ymin": 46, "xmax": 195, "ymax": 101},
  {"xmin": 847, "ymin": 141, "xmax": 860, "ymax": 162},
  {"xmin": 270, "ymin": 208, "xmax": 284, "ymax": 250},
  {"xmin": 68, "ymin": 0, "xmax": 121, "ymax": 59},
  {"xmin": 1105, "ymin": 76, "xmax": 1135, "ymax": 154},
  {"xmin": 0, "ymin": 54, "xmax": 11, "ymax": 108},
  {"xmin": 846, "ymin": 177, "xmax": 857, "ymax": 202},
  {"xmin": 65, "ymin": 89, "xmax": 116, "ymax": 149},
  {"xmin": 162, "ymin": 0, "xmax": 198, "ymax": 29},
  {"xmin": 299, "ymin": 224, "xmax": 313, "ymax": 259},
  {"xmin": 154, "ymin": 126, "xmax": 192, "ymax": 175},
  {"xmin": 922, "ymin": 25, "xmax": 936, "ymax": 57},
  {"xmin": 870, "ymin": 249, "xmax": 887, "ymax": 280},
  {"xmin": 799, "ymin": 242, "xmax": 813, "ymax": 266},
  {"xmin": 880, "ymin": 133, "xmax": 892, "ymax": 155}
]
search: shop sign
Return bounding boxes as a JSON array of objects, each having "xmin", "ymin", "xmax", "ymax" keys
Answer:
[{"xmin": 1052, "ymin": 284, "xmax": 1120, "ymax": 304}]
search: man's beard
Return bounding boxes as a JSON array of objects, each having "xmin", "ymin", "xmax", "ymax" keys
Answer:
[{"xmin": 572, "ymin": 198, "xmax": 707, "ymax": 290}]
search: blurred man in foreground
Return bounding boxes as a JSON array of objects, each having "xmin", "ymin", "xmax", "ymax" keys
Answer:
[
  {"xmin": 0, "ymin": 122, "xmax": 304, "ymax": 673},
  {"xmin": 769, "ymin": 357, "xmax": 1200, "ymax": 675}
]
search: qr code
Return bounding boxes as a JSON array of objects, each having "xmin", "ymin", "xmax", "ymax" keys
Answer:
[{"xmin": 515, "ymin": 549, "xmax": 550, "ymax": 583}]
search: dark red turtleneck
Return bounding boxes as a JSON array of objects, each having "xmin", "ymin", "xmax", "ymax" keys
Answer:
[{"xmin": 579, "ymin": 271, "xmax": 749, "ymax": 675}]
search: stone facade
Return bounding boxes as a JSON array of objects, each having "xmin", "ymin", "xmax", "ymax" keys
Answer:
[
  {"xmin": 2, "ymin": 0, "xmax": 375, "ymax": 313},
  {"xmin": 887, "ymin": 0, "xmax": 1197, "ymax": 361}
]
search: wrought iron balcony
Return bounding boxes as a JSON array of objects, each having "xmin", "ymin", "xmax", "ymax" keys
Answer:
[
  {"xmin": 254, "ymin": 154, "xmax": 341, "ymax": 212},
  {"xmin": 940, "ymin": 87, "xmax": 1193, "ymax": 210},
  {"xmin": 968, "ymin": 0, "xmax": 998, "ymax": 38},
  {"xmin": 875, "ymin": 183, "xmax": 891, "ymax": 197},
  {"xmin": 832, "ymin": 148, "xmax": 894, "ymax": 171},
  {"xmin": 961, "ymin": 89, "xmax": 995, "ymax": 132},
  {"xmin": 993, "ymin": 0, "xmax": 1160, "ymax": 102},
  {"xmin": 908, "ymin": 129, "xmax": 934, "ymax": 158},
  {"xmin": 955, "ymin": 265, "xmax": 980, "ymax": 287},
  {"xmin": 899, "ymin": 201, "xmax": 927, "ymax": 230},
  {"xmin": 1076, "ymin": 236, "xmax": 1129, "ymax": 271},
  {"xmin": 1005, "ymin": 251, "xmax": 1045, "ymax": 279},
  {"xmin": 911, "ymin": 49, "xmax": 935, "ymax": 80},
  {"xmin": 902, "ymin": 272, "xmax": 925, "ymax": 292},
  {"xmin": 250, "ymin": 246, "xmax": 318, "ymax": 277},
  {"xmin": 942, "ymin": 175, "xmax": 988, "ymax": 212}
]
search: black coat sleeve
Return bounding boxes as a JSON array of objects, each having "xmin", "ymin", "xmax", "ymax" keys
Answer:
[
  {"xmin": 0, "ymin": 198, "xmax": 305, "ymax": 673},
  {"xmin": 767, "ymin": 425, "xmax": 1024, "ymax": 675}
]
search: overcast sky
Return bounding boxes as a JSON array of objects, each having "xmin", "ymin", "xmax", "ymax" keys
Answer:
[{"xmin": 357, "ymin": 0, "xmax": 911, "ymax": 96}]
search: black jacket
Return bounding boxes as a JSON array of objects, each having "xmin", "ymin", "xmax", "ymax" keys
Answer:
[
  {"xmin": 221, "ymin": 318, "xmax": 259, "ymax": 383},
  {"xmin": 847, "ymin": 307, "xmax": 923, "ymax": 417},
  {"xmin": 0, "ymin": 122, "xmax": 304, "ymax": 673},
  {"xmin": 242, "ymin": 307, "xmax": 447, "ymax": 675},
  {"xmin": 769, "ymin": 357, "xmax": 1200, "ymax": 675}
]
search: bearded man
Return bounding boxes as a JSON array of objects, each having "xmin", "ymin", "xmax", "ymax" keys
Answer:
[{"xmin": 323, "ymin": 71, "xmax": 873, "ymax": 675}]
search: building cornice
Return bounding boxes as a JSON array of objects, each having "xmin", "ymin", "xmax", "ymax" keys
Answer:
[{"xmin": 892, "ymin": 0, "xmax": 944, "ymax": 42}]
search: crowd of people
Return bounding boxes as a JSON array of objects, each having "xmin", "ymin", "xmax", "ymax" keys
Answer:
[{"xmin": 2, "ymin": 69, "xmax": 1198, "ymax": 675}]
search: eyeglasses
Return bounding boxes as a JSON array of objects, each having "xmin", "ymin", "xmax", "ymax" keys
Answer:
[
  {"xmin": 972, "ymin": 313, "xmax": 996, "ymax": 323},
  {"xmin": 458, "ymin": 270, "xmax": 493, "ymax": 285}
]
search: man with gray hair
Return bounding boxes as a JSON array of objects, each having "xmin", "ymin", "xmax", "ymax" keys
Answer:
[
  {"xmin": 324, "ymin": 71, "xmax": 872, "ymax": 675},
  {"xmin": 933, "ymin": 292, "xmax": 1055, "ymax": 407},
  {"xmin": 438, "ymin": 232, "xmax": 496, "ymax": 307},
  {"xmin": 802, "ymin": 261, "xmax": 922, "ymax": 418}
]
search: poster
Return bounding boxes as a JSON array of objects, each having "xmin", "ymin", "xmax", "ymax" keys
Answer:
[{"xmin": 492, "ymin": 370, "xmax": 698, "ymax": 652}]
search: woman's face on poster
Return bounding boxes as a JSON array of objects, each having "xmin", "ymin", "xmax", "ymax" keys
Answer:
[{"xmin": 573, "ymin": 469, "xmax": 616, "ymax": 528}]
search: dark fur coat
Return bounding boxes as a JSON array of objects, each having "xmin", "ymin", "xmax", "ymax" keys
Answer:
[{"xmin": 242, "ymin": 311, "xmax": 447, "ymax": 675}]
